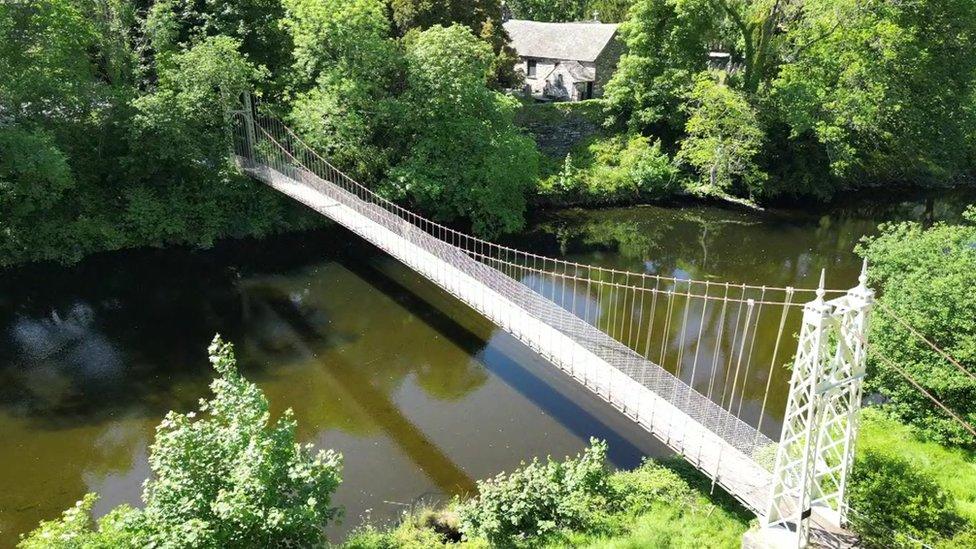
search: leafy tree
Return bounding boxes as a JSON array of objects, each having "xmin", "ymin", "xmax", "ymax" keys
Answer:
[
  {"xmin": 282, "ymin": 0, "xmax": 393, "ymax": 86},
  {"xmin": 772, "ymin": 0, "xmax": 976, "ymax": 185},
  {"xmin": 605, "ymin": 0, "xmax": 976, "ymax": 200},
  {"xmin": 0, "ymin": 128, "xmax": 82, "ymax": 265},
  {"xmin": 389, "ymin": 24, "xmax": 539, "ymax": 236},
  {"xmin": 0, "ymin": 0, "xmax": 102, "ymax": 123},
  {"xmin": 125, "ymin": 36, "xmax": 282, "ymax": 247},
  {"xmin": 585, "ymin": 0, "xmax": 636, "ymax": 22},
  {"xmin": 506, "ymin": 0, "xmax": 587, "ymax": 21},
  {"xmin": 0, "ymin": 0, "xmax": 133, "ymax": 265},
  {"xmin": 604, "ymin": 0, "xmax": 789, "ymax": 130},
  {"xmin": 144, "ymin": 0, "xmax": 292, "ymax": 93},
  {"xmin": 856, "ymin": 208, "xmax": 976, "ymax": 446},
  {"xmin": 388, "ymin": 0, "xmax": 518, "ymax": 86},
  {"xmin": 283, "ymin": 0, "xmax": 403, "ymax": 182},
  {"xmin": 603, "ymin": 0, "xmax": 716, "ymax": 137},
  {"xmin": 507, "ymin": 0, "xmax": 634, "ymax": 22},
  {"xmin": 707, "ymin": 0, "xmax": 791, "ymax": 94},
  {"xmin": 677, "ymin": 76, "xmax": 765, "ymax": 196},
  {"xmin": 18, "ymin": 335, "xmax": 343, "ymax": 548},
  {"xmin": 390, "ymin": 0, "xmax": 503, "ymax": 35}
]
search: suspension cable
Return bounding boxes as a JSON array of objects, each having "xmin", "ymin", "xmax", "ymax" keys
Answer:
[
  {"xmin": 251, "ymin": 114, "xmax": 847, "ymax": 296},
  {"xmin": 875, "ymin": 300, "xmax": 976, "ymax": 383},
  {"xmin": 854, "ymin": 329, "xmax": 976, "ymax": 440}
]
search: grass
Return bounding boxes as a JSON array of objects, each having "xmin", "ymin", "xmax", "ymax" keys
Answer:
[
  {"xmin": 858, "ymin": 407, "xmax": 976, "ymax": 524},
  {"xmin": 341, "ymin": 458, "xmax": 750, "ymax": 549},
  {"xmin": 342, "ymin": 410, "xmax": 976, "ymax": 548},
  {"xmin": 560, "ymin": 502, "xmax": 745, "ymax": 549}
]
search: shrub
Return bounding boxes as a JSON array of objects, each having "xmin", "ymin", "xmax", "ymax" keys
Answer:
[
  {"xmin": 856, "ymin": 208, "xmax": 976, "ymax": 445},
  {"xmin": 457, "ymin": 439, "xmax": 612, "ymax": 545},
  {"xmin": 620, "ymin": 135, "xmax": 678, "ymax": 198},
  {"xmin": 676, "ymin": 76, "xmax": 766, "ymax": 197},
  {"xmin": 19, "ymin": 335, "xmax": 343, "ymax": 548},
  {"xmin": 553, "ymin": 153, "xmax": 585, "ymax": 193},
  {"xmin": 848, "ymin": 449, "xmax": 964, "ymax": 547},
  {"xmin": 608, "ymin": 460, "xmax": 693, "ymax": 516},
  {"xmin": 538, "ymin": 134, "xmax": 677, "ymax": 205}
]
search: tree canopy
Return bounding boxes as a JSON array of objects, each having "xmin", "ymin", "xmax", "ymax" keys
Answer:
[
  {"xmin": 857, "ymin": 208, "xmax": 976, "ymax": 446},
  {"xmin": 0, "ymin": 0, "xmax": 540, "ymax": 266},
  {"xmin": 391, "ymin": 24, "xmax": 539, "ymax": 235},
  {"xmin": 603, "ymin": 0, "xmax": 976, "ymax": 200},
  {"xmin": 3, "ymin": 0, "xmax": 975, "ymax": 263},
  {"xmin": 18, "ymin": 336, "xmax": 343, "ymax": 548}
]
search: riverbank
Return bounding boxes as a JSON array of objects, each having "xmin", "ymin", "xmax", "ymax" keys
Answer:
[
  {"xmin": 342, "ymin": 453, "xmax": 751, "ymax": 548},
  {"xmin": 517, "ymin": 100, "xmax": 976, "ymax": 213},
  {"xmin": 339, "ymin": 408, "xmax": 976, "ymax": 548}
]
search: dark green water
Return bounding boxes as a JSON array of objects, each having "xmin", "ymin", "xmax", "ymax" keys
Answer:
[{"xmin": 1, "ymin": 190, "xmax": 972, "ymax": 545}]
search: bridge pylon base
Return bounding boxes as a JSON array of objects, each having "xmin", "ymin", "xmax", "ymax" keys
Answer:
[
  {"xmin": 741, "ymin": 526, "xmax": 797, "ymax": 549},
  {"xmin": 742, "ymin": 510, "xmax": 858, "ymax": 549}
]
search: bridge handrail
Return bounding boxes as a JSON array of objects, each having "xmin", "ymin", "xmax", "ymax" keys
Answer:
[{"xmin": 238, "ymin": 112, "xmax": 842, "ymax": 304}]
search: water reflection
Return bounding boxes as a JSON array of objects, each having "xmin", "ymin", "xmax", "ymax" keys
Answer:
[
  {"xmin": 507, "ymin": 190, "xmax": 976, "ymax": 441},
  {"xmin": 7, "ymin": 304, "xmax": 124, "ymax": 415},
  {"xmin": 0, "ymin": 230, "xmax": 666, "ymax": 546},
  {"xmin": 2, "ymin": 189, "xmax": 972, "ymax": 546}
]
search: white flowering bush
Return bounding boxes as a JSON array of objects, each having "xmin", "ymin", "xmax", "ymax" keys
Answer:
[{"xmin": 19, "ymin": 335, "xmax": 343, "ymax": 548}]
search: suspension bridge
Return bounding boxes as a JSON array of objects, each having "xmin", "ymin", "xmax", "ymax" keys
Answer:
[{"xmin": 231, "ymin": 102, "xmax": 871, "ymax": 548}]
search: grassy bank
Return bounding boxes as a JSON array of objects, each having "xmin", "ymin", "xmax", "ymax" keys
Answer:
[
  {"xmin": 843, "ymin": 408, "xmax": 976, "ymax": 547},
  {"xmin": 343, "ymin": 455, "xmax": 751, "ymax": 549},
  {"xmin": 858, "ymin": 408, "xmax": 976, "ymax": 525},
  {"xmin": 339, "ymin": 408, "xmax": 976, "ymax": 548}
]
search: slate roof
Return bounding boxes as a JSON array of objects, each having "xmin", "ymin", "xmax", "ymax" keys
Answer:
[{"xmin": 502, "ymin": 19, "xmax": 619, "ymax": 63}]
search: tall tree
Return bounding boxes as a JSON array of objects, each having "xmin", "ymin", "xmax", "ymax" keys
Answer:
[
  {"xmin": 506, "ymin": 0, "xmax": 587, "ymax": 21},
  {"xmin": 677, "ymin": 76, "xmax": 765, "ymax": 196},
  {"xmin": 603, "ymin": 0, "xmax": 717, "ymax": 137},
  {"xmin": 507, "ymin": 0, "xmax": 634, "ymax": 22},
  {"xmin": 282, "ymin": 0, "xmax": 402, "ymax": 182},
  {"xmin": 710, "ymin": 0, "xmax": 794, "ymax": 93},
  {"xmin": 772, "ymin": 0, "xmax": 976, "ymax": 184},
  {"xmin": 389, "ymin": 24, "xmax": 539, "ymax": 236},
  {"xmin": 389, "ymin": 0, "xmax": 519, "ymax": 86},
  {"xmin": 144, "ymin": 0, "xmax": 293, "ymax": 95}
]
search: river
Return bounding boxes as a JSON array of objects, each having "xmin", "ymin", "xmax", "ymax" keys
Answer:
[{"xmin": 1, "ymin": 190, "xmax": 972, "ymax": 545}]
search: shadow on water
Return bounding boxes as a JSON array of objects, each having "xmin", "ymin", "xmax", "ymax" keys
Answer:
[
  {"xmin": 1, "ymin": 186, "xmax": 973, "ymax": 545},
  {"xmin": 344, "ymin": 253, "xmax": 651, "ymax": 469},
  {"xmin": 247, "ymin": 287, "xmax": 478, "ymax": 496}
]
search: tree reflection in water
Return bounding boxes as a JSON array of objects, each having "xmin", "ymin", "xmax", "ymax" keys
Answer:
[{"xmin": 3, "ymin": 188, "xmax": 974, "ymax": 546}]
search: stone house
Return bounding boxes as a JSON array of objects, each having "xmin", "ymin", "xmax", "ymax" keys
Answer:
[{"xmin": 502, "ymin": 18, "xmax": 622, "ymax": 102}]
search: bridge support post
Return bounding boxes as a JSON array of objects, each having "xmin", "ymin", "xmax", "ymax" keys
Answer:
[
  {"xmin": 751, "ymin": 265, "xmax": 873, "ymax": 548},
  {"xmin": 241, "ymin": 92, "xmax": 257, "ymax": 162}
]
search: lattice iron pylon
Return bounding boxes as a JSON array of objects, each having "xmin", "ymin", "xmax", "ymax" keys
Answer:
[{"xmin": 762, "ymin": 263, "xmax": 873, "ymax": 547}]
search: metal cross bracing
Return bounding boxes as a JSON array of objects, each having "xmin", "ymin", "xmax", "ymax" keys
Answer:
[{"xmin": 230, "ymin": 103, "xmax": 871, "ymax": 547}]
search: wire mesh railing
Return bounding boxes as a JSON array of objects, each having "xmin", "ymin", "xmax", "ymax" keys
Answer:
[{"xmin": 230, "ymin": 111, "xmax": 824, "ymax": 510}]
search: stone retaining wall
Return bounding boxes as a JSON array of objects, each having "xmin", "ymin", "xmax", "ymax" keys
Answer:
[{"xmin": 515, "ymin": 100, "xmax": 606, "ymax": 159}]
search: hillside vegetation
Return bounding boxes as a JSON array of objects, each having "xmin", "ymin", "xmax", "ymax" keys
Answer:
[{"xmin": 3, "ymin": 0, "xmax": 975, "ymax": 266}]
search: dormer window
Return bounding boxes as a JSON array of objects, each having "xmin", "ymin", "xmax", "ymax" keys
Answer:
[{"xmin": 527, "ymin": 59, "xmax": 537, "ymax": 78}]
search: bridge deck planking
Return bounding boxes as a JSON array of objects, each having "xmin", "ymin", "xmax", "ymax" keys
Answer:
[{"xmin": 241, "ymin": 158, "xmax": 776, "ymax": 514}]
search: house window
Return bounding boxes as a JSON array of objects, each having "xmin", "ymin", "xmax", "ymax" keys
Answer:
[
  {"xmin": 585, "ymin": 82, "xmax": 594, "ymax": 99},
  {"xmin": 527, "ymin": 59, "xmax": 537, "ymax": 78}
]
